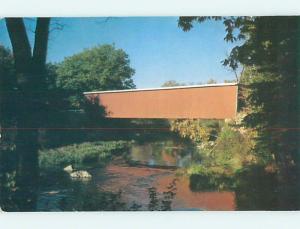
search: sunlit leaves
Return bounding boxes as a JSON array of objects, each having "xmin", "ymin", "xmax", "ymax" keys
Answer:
[
  {"xmin": 55, "ymin": 44, "xmax": 135, "ymax": 108},
  {"xmin": 169, "ymin": 119, "xmax": 211, "ymax": 143}
]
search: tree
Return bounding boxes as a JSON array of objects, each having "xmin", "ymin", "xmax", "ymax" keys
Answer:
[
  {"xmin": 206, "ymin": 78, "xmax": 217, "ymax": 84},
  {"xmin": 178, "ymin": 16, "xmax": 300, "ymax": 208},
  {"xmin": 161, "ymin": 79, "xmax": 218, "ymax": 87},
  {"xmin": 0, "ymin": 45, "xmax": 18, "ymax": 210},
  {"xmin": 0, "ymin": 45, "xmax": 16, "ymax": 136},
  {"xmin": 3, "ymin": 18, "xmax": 51, "ymax": 211},
  {"xmin": 55, "ymin": 45, "xmax": 135, "ymax": 108},
  {"xmin": 161, "ymin": 80, "xmax": 185, "ymax": 87}
]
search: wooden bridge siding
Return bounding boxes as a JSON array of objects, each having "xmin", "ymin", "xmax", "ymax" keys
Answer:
[{"xmin": 85, "ymin": 85, "xmax": 238, "ymax": 119}]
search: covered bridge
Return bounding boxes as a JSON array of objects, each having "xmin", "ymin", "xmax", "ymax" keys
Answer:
[{"xmin": 84, "ymin": 83, "xmax": 238, "ymax": 119}]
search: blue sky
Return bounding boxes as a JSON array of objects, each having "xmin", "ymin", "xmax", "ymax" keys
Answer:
[{"xmin": 0, "ymin": 17, "xmax": 239, "ymax": 88}]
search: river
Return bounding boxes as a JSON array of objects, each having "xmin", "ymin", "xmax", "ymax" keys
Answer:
[
  {"xmin": 37, "ymin": 127, "xmax": 292, "ymax": 211},
  {"xmin": 37, "ymin": 138, "xmax": 240, "ymax": 211}
]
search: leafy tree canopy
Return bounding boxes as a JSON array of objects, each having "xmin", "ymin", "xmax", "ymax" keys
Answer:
[
  {"xmin": 55, "ymin": 44, "xmax": 135, "ymax": 108},
  {"xmin": 178, "ymin": 16, "xmax": 298, "ymax": 75},
  {"xmin": 0, "ymin": 45, "xmax": 15, "ymax": 91},
  {"xmin": 0, "ymin": 45, "xmax": 16, "ymax": 129}
]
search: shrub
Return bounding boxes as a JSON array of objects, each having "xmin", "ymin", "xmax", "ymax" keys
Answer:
[{"xmin": 169, "ymin": 119, "xmax": 222, "ymax": 144}]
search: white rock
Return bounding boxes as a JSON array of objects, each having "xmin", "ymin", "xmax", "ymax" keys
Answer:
[
  {"xmin": 63, "ymin": 165, "xmax": 73, "ymax": 173},
  {"xmin": 70, "ymin": 170, "xmax": 92, "ymax": 179}
]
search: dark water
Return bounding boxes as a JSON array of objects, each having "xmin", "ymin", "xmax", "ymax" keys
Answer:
[{"xmin": 37, "ymin": 137, "xmax": 293, "ymax": 211}]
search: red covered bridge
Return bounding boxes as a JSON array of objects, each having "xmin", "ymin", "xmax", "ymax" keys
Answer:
[{"xmin": 84, "ymin": 83, "xmax": 238, "ymax": 119}]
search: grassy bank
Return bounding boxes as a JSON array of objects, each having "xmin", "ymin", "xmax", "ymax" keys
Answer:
[{"xmin": 39, "ymin": 140, "xmax": 131, "ymax": 170}]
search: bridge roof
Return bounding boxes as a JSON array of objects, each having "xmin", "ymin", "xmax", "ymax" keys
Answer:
[{"xmin": 83, "ymin": 82, "xmax": 237, "ymax": 95}]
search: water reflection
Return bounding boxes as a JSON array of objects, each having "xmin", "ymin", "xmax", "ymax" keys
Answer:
[
  {"xmin": 129, "ymin": 140, "xmax": 194, "ymax": 168},
  {"xmin": 36, "ymin": 139, "xmax": 239, "ymax": 211},
  {"xmin": 155, "ymin": 175, "xmax": 236, "ymax": 210},
  {"xmin": 36, "ymin": 138, "xmax": 292, "ymax": 211}
]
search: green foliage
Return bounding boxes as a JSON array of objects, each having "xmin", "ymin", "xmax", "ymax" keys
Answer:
[
  {"xmin": 39, "ymin": 141, "xmax": 130, "ymax": 170},
  {"xmin": 208, "ymin": 124, "xmax": 255, "ymax": 171},
  {"xmin": 239, "ymin": 65, "xmax": 299, "ymax": 173},
  {"xmin": 170, "ymin": 118, "xmax": 256, "ymax": 176},
  {"xmin": 170, "ymin": 119, "xmax": 221, "ymax": 144},
  {"xmin": 169, "ymin": 115, "xmax": 257, "ymax": 183},
  {"xmin": 184, "ymin": 120, "xmax": 256, "ymax": 190},
  {"xmin": 179, "ymin": 16, "xmax": 300, "ymax": 184},
  {"xmin": 0, "ymin": 45, "xmax": 16, "ymax": 133},
  {"xmin": 0, "ymin": 45, "xmax": 15, "ymax": 90},
  {"xmin": 55, "ymin": 44, "xmax": 135, "ymax": 108},
  {"xmin": 179, "ymin": 16, "xmax": 253, "ymax": 70},
  {"xmin": 0, "ymin": 46, "xmax": 19, "ymax": 211}
]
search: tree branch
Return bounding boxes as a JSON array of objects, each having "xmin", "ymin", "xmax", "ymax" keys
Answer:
[
  {"xmin": 5, "ymin": 18, "xmax": 32, "ymax": 73},
  {"xmin": 32, "ymin": 17, "xmax": 51, "ymax": 72}
]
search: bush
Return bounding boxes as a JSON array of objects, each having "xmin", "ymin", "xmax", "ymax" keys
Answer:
[
  {"xmin": 184, "ymin": 119, "xmax": 257, "ymax": 190},
  {"xmin": 181, "ymin": 118, "xmax": 257, "ymax": 175},
  {"xmin": 206, "ymin": 125, "xmax": 255, "ymax": 173},
  {"xmin": 169, "ymin": 119, "xmax": 220, "ymax": 144},
  {"xmin": 39, "ymin": 141, "xmax": 130, "ymax": 170}
]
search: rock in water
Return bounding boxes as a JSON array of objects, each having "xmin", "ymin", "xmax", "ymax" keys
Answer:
[
  {"xmin": 63, "ymin": 165, "xmax": 73, "ymax": 173},
  {"xmin": 70, "ymin": 170, "xmax": 92, "ymax": 179}
]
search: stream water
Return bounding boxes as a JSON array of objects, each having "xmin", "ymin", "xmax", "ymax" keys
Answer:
[
  {"xmin": 38, "ymin": 125, "xmax": 296, "ymax": 211},
  {"xmin": 37, "ymin": 138, "xmax": 238, "ymax": 211}
]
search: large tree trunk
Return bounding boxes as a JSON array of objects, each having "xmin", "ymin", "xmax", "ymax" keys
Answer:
[{"xmin": 5, "ymin": 18, "xmax": 50, "ymax": 211}]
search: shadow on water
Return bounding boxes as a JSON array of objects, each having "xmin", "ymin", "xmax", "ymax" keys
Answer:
[
  {"xmin": 37, "ymin": 169, "xmax": 179, "ymax": 211},
  {"xmin": 234, "ymin": 166, "xmax": 279, "ymax": 210},
  {"xmin": 37, "ymin": 170, "xmax": 128, "ymax": 211},
  {"xmin": 189, "ymin": 164, "xmax": 300, "ymax": 210},
  {"xmin": 234, "ymin": 165, "xmax": 299, "ymax": 210}
]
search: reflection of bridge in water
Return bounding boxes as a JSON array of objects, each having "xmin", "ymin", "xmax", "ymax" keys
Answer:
[{"xmin": 84, "ymin": 83, "xmax": 238, "ymax": 119}]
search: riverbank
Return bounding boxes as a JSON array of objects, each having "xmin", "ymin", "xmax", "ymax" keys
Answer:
[{"xmin": 39, "ymin": 140, "xmax": 131, "ymax": 171}]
